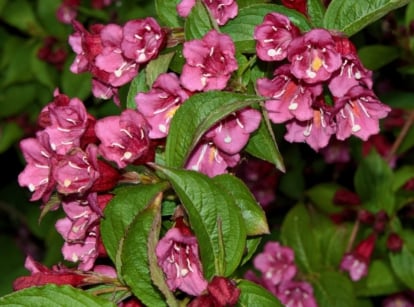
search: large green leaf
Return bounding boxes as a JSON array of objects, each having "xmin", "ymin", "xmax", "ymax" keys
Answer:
[
  {"xmin": 155, "ymin": 166, "xmax": 247, "ymax": 279},
  {"xmin": 307, "ymin": 0, "xmax": 326, "ymax": 28},
  {"xmin": 184, "ymin": 1, "xmax": 213, "ymax": 40},
  {"xmin": 120, "ymin": 194, "xmax": 166, "ymax": 306},
  {"xmin": 306, "ymin": 183, "xmax": 343, "ymax": 214},
  {"xmin": 165, "ymin": 91, "xmax": 264, "ymax": 168},
  {"xmin": 280, "ymin": 204, "xmax": 322, "ymax": 273},
  {"xmin": 389, "ymin": 244, "xmax": 414, "ymax": 289},
  {"xmin": 324, "ymin": 0, "xmax": 410, "ymax": 36},
  {"xmin": 236, "ymin": 280, "xmax": 283, "ymax": 307},
  {"xmin": 100, "ymin": 183, "xmax": 169, "ymax": 269},
  {"xmin": 358, "ymin": 45, "xmax": 400, "ymax": 70},
  {"xmin": 155, "ymin": 0, "xmax": 182, "ymax": 27},
  {"xmin": 0, "ymin": 285, "xmax": 115, "ymax": 307}
]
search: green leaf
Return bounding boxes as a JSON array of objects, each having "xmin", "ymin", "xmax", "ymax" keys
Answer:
[
  {"xmin": 280, "ymin": 204, "xmax": 322, "ymax": 273},
  {"xmin": 354, "ymin": 151, "xmax": 395, "ymax": 214},
  {"xmin": 380, "ymin": 90, "xmax": 414, "ymax": 110},
  {"xmin": 145, "ymin": 52, "xmax": 176, "ymax": 87},
  {"xmin": 120, "ymin": 194, "xmax": 166, "ymax": 306},
  {"xmin": 36, "ymin": 0, "xmax": 68, "ymax": 38},
  {"xmin": 0, "ymin": 122, "xmax": 24, "ymax": 153},
  {"xmin": 358, "ymin": 45, "xmax": 400, "ymax": 70},
  {"xmin": 184, "ymin": 1, "xmax": 213, "ymax": 40},
  {"xmin": 155, "ymin": 166, "xmax": 247, "ymax": 279},
  {"xmin": 126, "ymin": 69, "xmax": 149, "ymax": 109},
  {"xmin": 31, "ymin": 43, "xmax": 58, "ymax": 90},
  {"xmin": 236, "ymin": 280, "xmax": 283, "ymax": 307},
  {"xmin": 0, "ymin": 83, "xmax": 38, "ymax": 118},
  {"xmin": 221, "ymin": 4, "xmax": 311, "ymax": 46},
  {"xmin": 306, "ymin": 183, "xmax": 343, "ymax": 214},
  {"xmin": 212, "ymin": 174, "xmax": 269, "ymax": 236},
  {"xmin": 61, "ymin": 56, "xmax": 92, "ymax": 101},
  {"xmin": 389, "ymin": 245, "xmax": 414, "ymax": 289},
  {"xmin": 245, "ymin": 111, "xmax": 285, "ymax": 172},
  {"xmin": 307, "ymin": 0, "xmax": 326, "ymax": 27},
  {"xmin": 165, "ymin": 91, "xmax": 263, "ymax": 168},
  {"xmin": 312, "ymin": 271, "xmax": 356, "ymax": 307},
  {"xmin": 242, "ymin": 237, "xmax": 262, "ymax": 266},
  {"xmin": 0, "ymin": 284, "xmax": 115, "ymax": 306},
  {"xmin": 356, "ymin": 259, "xmax": 404, "ymax": 296},
  {"xmin": 155, "ymin": 0, "xmax": 183, "ymax": 27},
  {"xmin": 392, "ymin": 166, "xmax": 414, "ymax": 191},
  {"xmin": 323, "ymin": 0, "xmax": 410, "ymax": 36},
  {"xmin": 100, "ymin": 182, "xmax": 169, "ymax": 269}
]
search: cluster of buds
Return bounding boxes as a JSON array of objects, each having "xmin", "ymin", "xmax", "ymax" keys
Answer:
[
  {"xmin": 245, "ymin": 241, "xmax": 317, "ymax": 307},
  {"xmin": 56, "ymin": 0, "xmax": 114, "ymax": 24},
  {"xmin": 255, "ymin": 13, "xmax": 391, "ymax": 151}
]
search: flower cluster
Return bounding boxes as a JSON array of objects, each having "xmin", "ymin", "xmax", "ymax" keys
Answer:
[
  {"xmin": 255, "ymin": 13, "xmax": 391, "ymax": 151},
  {"xmin": 245, "ymin": 241, "xmax": 317, "ymax": 306}
]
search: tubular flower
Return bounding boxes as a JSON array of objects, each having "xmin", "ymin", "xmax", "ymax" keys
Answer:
[
  {"xmin": 254, "ymin": 12, "xmax": 300, "ymax": 62},
  {"xmin": 181, "ymin": 30, "xmax": 238, "ymax": 91},
  {"xmin": 155, "ymin": 218, "xmax": 208, "ymax": 296},
  {"xmin": 95, "ymin": 109, "xmax": 151, "ymax": 168}
]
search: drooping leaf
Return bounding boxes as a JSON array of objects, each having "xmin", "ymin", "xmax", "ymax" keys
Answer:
[
  {"xmin": 236, "ymin": 280, "xmax": 283, "ymax": 307},
  {"xmin": 120, "ymin": 193, "xmax": 166, "ymax": 306},
  {"xmin": 100, "ymin": 182, "xmax": 169, "ymax": 269},
  {"xmin": 280, "ymin": 204, "xmax": 323, "ymax": 273},
  {"xmin": 0, "ymin": 284, "xmax": 115, "ymax": 307},
  {"xmin": 324, "ymin": 0, "xmax": 410, "ymax": 36},
  {"xmin": 155, "ymin": 166, "xmax": 247, "ymax": 279},
  {"xmin": 165, "ymin": 91, "xmax": 263, "ymax": 168},
  {"xmin": 184, "ymin": 1, "xmax": 213, "ymax": 40}
]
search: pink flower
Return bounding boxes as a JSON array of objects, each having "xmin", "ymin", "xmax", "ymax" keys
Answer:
[
  {"xmin": 91, "ymin": 78, "xmax": 119, "ymax": 103},
  {"xmin": 177, "ymin": 0, "xmax": 238, "ymax": 25},
  {"xmin": 185, "ymin": 141, "xmax": 240, "ymax": 177},
  {"xmin": 53, "ymin": 145, "xmax": 100, "ymax": 195},
  {"xmin": 56, "ymin": 0, "xmax": 80, "ymax": 24},
  {"xmin": 18, "ymin": 131, "xmax": 56, "ymax": 202},
  {"xmin": 335, "ymin": 86, "xmax": 391, "ymax": 141},
  {"xmin": 155, "ymin": 218, "xmax": 208, "ymax": 296},
  {"xmin": 206, "ymin": 108, "xmax": 261, "ymax": 155},
  {"xmin": 276, "ymin": 281, "xmax": 318, "ymax": 307},
  {"xmin": 177, "ymin": 0, "xmax": 196, "ymax": 17},
  {"xmin": 257, "ymin": 64, "xmax": 322, "ymax": 123},
  {"xmin": 253, "ymin": 242, "xmax": 297, "ymax": 286},
  {"xmin": 135, "ymin": 73, "xmax": 190, "ymax": 138},
  {"xmin": 95, "ymin": 109, "xmax": 150, "ymax": 168},
  {"xmin": 121, "ymin": 17, "xmax": 166, "ymax": 63},
  {"xmin": 320, "ymin": 139, "xmax": 351, "ymax": 164},
  {"xmin": 254, "ymin": 12, "xmax": 300, "ymax": 62},
  {"xmin": 181, "ymin": 30, "xmax": 238, "ymax": 91},
  {"xmin": 382, "ymin": 293, "xmax": 414, "ymax": 307},
  {"xmin": 340, "ymin": 233, "xmax": 377, "ymax": 281},
  {"xmin": 287, "ymin": 29, "xmax": 342, "ymax": 84}
]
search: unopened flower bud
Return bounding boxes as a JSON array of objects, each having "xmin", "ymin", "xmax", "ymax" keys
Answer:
[{"xmin": 387, "ymin": 233, "xmax": 404, "ymax": 252}]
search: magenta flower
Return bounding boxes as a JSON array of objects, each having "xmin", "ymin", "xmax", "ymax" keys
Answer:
[
  {"xmin": 287, "ymin": 29, "xmax": 342, "ymax": 84},
  {"xmin": 91, "ymin": 78, "xmax": 119, "ymax": 103},
  {"xmin": 56, "ymin": 0, "xmax": 79, "ymax": 24},
  {"xmin": 177, "ymin": 0, "xmax": 195, "ymax": 17},
  {"xmin": 206, "ymin": 108, "xmax": 261, "ymax": 155},
  {"xmin": 254, "ymin": 12, "xmax": 300, "ymax": 62},
  {"xmin": 135, "ymin": 73, "xmax": 190, "ymax": 138},
  {"xmin": 334, "ymin": 86, "xmax": 391, "ymax": 141},
  {"xmin": 155, "ymin": 218, "xmax": 208, "ymax": 296},
  {"xmin": 181, "ymin": 30, "xmax": 238, "ymax": 91},
  {"xmin": 121, "ymin": 17, "xmax": 166, "ymax": 63},
  {"xmin": 185, "ymin": 141, "xmax": 240, "ymax": 177},
  {"xmin": 53, "ymin": 145, "xmax": 100, "ymax": 195},
  {"xmin": 18, "ymin": 131, "xmax": 56, "ymax": 202},
  {"xmin": 276, "ymin": 281, "xmax": 318, "ymax": 307},
  {"xmin": 95, "ymin": 109, "xmax": 150, "ymax": 168},
  {"xmin": 253, "ymin": 242, "xmax": 297, "ymax": 286},
  {"xmin": 40, "ymin": 90, "xmax": 89, "ymax": 155},
  {"xmin": 177, "ymin": 0, "xmax": 238, "ymax": 25},
  {"xmin": 257, "ymin": 64, "xmax": 322, "ymax": 123},
  {"xmin": 285, "ymin": 107, "xmax": 336, "ymax": 151}
]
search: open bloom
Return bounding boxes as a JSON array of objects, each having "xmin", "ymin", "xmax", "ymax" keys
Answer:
[
  {"xmin": 276, "ymin": 281, "xmax": 318, "ymax": 307},
  {"xmin": 156, "ymin": 219, "xmax": 208, "ymax": 296},
  {"xmin": 177, "ymin": 0, "xmax": 238, "ymax": 25},
  {"xmin": 181, "ymin": 30, "xmax": 238, "ymax": 91}
]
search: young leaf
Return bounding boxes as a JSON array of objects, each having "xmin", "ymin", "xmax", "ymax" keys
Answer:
[
  {"xmin": 126, "ymin": 70, "xmax": 149, "ymax": 109},
  {"xmin": 0, "ymin": 284, "xmax": 115, "ymax": 307},
  {"xmin": 307, "ymin": 0, "xmax": 326, "ymax": 28},
  {"xmin": 155, "ymin": 0, "xmax": 183, "ymax": 27},
  {"xmin": 212, "ymin": 174, "xmax": 269, "ymax": 236},
  {"xmin": 280, "ymin": 204, "xmax": 323, "ymax": 273},
  {"xmin": 236, "ymin": 280, "xmax": 283, "ymax": 307},
  {"xmin": 100, "ymin": 182, "xmax": 169, "ymax": 268},
  {"xmin": 165, "ymin": 91, "xmax": 263, "ymax": 168},
  {"xmin": 184, "ymin": 1, "xmax": 213, "ymax": 40},
  {"xmin": 155, "ymin": 166, "xmax": 247, "ymax": 279},
  {"xmin": 323, "ymin": 0, "xmax": 410, "ymax": 37},
  {"xmin": 120, "ymin": 193, "xmax": 166, "ymax": 306}
]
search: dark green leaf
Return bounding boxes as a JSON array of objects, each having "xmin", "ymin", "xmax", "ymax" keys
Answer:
[
  {"xmin": 212, "ymin": 174, "xmax": 269, "ymax": 236},
  {"xmin": 100, "ymin": 183, "xmax": 169, "ymax": 269},
  {"xmin": 165, "ymin": 91, "xmax": 263, "ymax": 168},
  {"xmin": 389, "ymin": 245, "xmax": 414, "ymax": 289},
  {"xmin": 121, "ymin": 194, "xmax": 166, "ymax": 306},
  {"xmin": 392, "ymin": 166, "xmax": 414, "ymax": 191},
  {"xmin": 358, "ymin": 45, "xmax": 400, "ymax": 70},
  {"xmin": 31, "ymin": 43, "xmax": 58, "ymax": 90},
  {"xmin": 306, "ymin": 183, "xmax": 343, "ymax": 214},
  {"xmin": 242, "ymin": 237, "xmax": 262, "ymax": 266},
  {"xmin": 184, "ymin": 1, "xmax": 213, "ymax": 40},
  {"xmin": 155, "ymin": 0, "xmax": 183, "ymax": 27},
  {"xmin": 280, "ymin": 204, "xmax": 322, "ymax": 273},
  {"xmin": 0, "ymin": 284, "xmax": 115, "ymax": 306},
  {"xmin": 323, "ymin": 0, "xmax": 410, "ymax": 36},
  {"xmin": 126, "ymin": 70, "xmax": 149, "ymax": 109},
  {"xmin": 0, "ymin": 122, "xmax": 24, "ymax": 153},
  {"xmin": 380, "ymin": 90, "xmax": 414, "ymax": 110},
  {"xmin": 307, "ymin": 0, "xmax": 326, "ymax": 28},
  {"xmin": 0, "ymin": 84, "xmax": 37, "ymax": 118},
  {"xmin": 155, "ymin": 166, "xmax": 247, "ymax": 278},
  {"xmin": 61, "ymin": 56, "xmax": 92, "ymax": 101},
  {"xmin": 37, "ymin": 0, "xmax": 68, "ymax": 38},
  {"xmin": 312, "ymin": 271, "xmax": 356, "ymax": 307},
  {"xmin": 236, "ymin": 280, "xmax": 283, "ymax": 307},
  {"xmin": 145, "ymin": 52, "xmax": 176, "ymax": 87}
]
